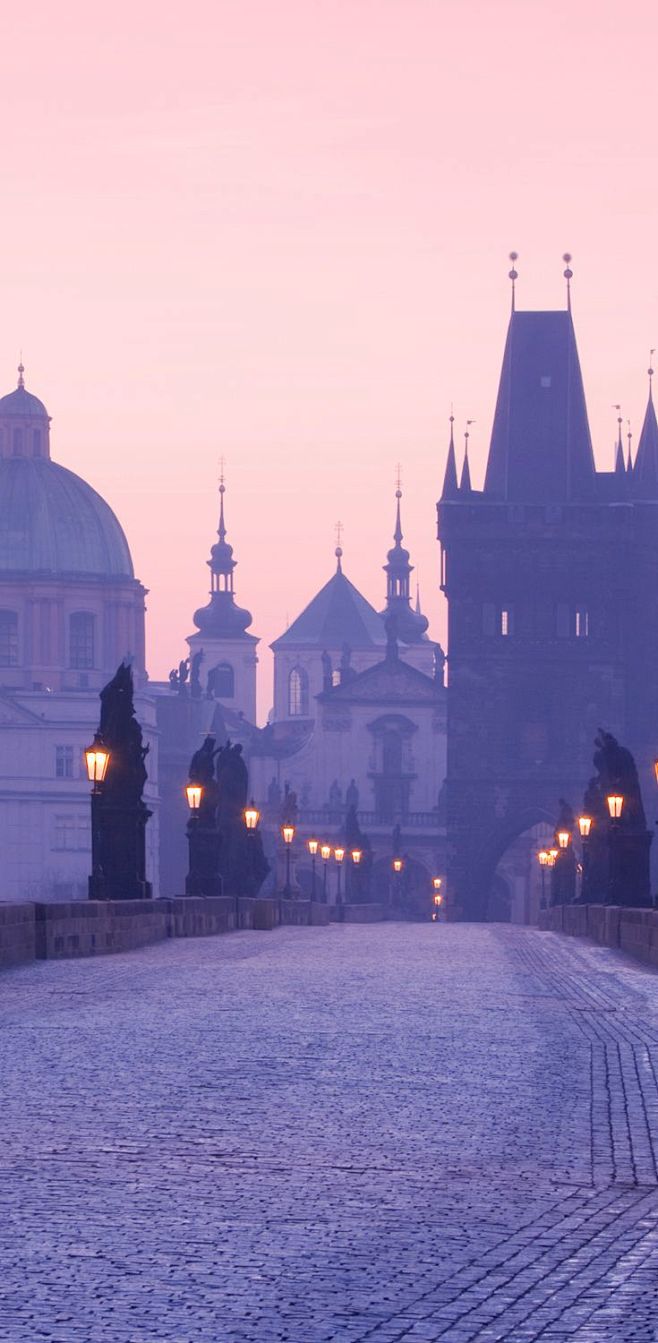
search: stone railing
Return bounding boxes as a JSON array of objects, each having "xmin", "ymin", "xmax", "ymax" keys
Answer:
[
  {"xmin": 539, "ymin": 903, "xmax": 658, "ymax": 968},
  {"xmin": 0, "ymin": 895, "xmax": 332, "ymax": 971}
]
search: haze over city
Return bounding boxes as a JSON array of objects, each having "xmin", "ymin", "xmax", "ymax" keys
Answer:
[{"xmin": 1, "ymin": 0, "xmax": 656, "ymax": 714}]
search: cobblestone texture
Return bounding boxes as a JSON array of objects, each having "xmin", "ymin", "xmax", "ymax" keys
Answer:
[{"xmin": 1, "ymin": 924, "xmax": 658, "ymax": 1342}]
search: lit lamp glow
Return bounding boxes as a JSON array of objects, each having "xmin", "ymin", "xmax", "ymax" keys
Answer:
[
  {"xmin": 537, "ymin": 849, "xmax": 549, "ymax": 867},
  {"xmin": 320, "ymin": 844, "xmax": 331, "ymax": 862},
  {"xmin": 351, "ymin": 849, "xmax": 362, "ymax": 864},
  {"xmin": 334, "ymin": 847, "xmax": 345, "ymax": 864},
  {"xmin": 186, "ymin": 784, "xmax": 203, "ymax": 813},
  {"xmin": 548, "ymin": 849, "xmax": 558, "ymax": 867},
  {"xmin": 432, "ymin": 876, "xmax": 442, "ymax": 891},
  {"xmin": 654, "ymin": 758, "xmax": 658, "ymax": 786},
  {"xmin": 557, "ymin": 830, "xmax": 571, "ymax": 850},
  {"xmin": 244, "ymin": 800, "xmax": 260, "ymax": 831},
  {"xmin": 282, "ymin": 824, "xmax": 295, "ymax": 845},
  {"xmin": 85, "ymin": 735, "xmax": 110, "ymax": 788},
  {"xmin": 578, "ymin": 815, "xmax": 592, "ymax": 839},
  {"xmin": 607, "ymin": 794, "xmax": 624, "ymax": 820},
  {"xmin": 393, "ymin": 857, "xmax": 403, "ymax": 874},
  {"xmin": 308, "ymin": 838, "xmax": 319, "ymax": 857}
]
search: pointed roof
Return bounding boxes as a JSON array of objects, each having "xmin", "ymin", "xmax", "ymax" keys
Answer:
[
  {"xmin": 440, "ymin": 416, "xmax": 459, "ymax": 500},
  {"xmin": 192, "ymin": 479, "xmax": 255, "ymax": 640},
  {"xmin": 271, "ymin": 563, "xmax": 385, "ymax": 650},
  {"xmin": 380, "ymin": 488, "xmax": 429, "ymax": 644},
  {"xmin": 633, "ymin": 388, "xmax": 658, "ymax": 498},
  {"xmin": 484, "ymin": 310, "xmax": 596, "ymax": 503}
]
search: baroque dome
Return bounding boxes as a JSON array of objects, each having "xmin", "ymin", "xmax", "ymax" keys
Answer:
[
  {"xmin": 0, "ymin": 458, "xmax": 134, "ymax": 577},
  {"xmin": 0, "ymin": 367, "xmax": 134, "ymax": 578}
]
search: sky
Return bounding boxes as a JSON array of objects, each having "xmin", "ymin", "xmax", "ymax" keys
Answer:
[{"xmin": 1, "ymin": 0, "xmax": 657, "ymax": 719}]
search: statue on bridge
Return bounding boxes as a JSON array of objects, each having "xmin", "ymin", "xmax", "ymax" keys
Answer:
[
  {"xmin": 91, "ymin": 661, "xmax": 152, "ymax": 901},
  {"xmin": 580, "ymin": 731, "xmax": 652, "ymax": 907}
]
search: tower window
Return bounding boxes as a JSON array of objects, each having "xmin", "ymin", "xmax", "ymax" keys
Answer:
[
  {"xmin": 288, "ymin": 666, "xmax": 309, "ymax": 716},
  {"xmin": 576, "ymin": 609, "xmax": 589, "ymax": 639},
  {"xmin": 0, "ymin": 611, "xmax": 18, "ymax": 666},
  {"xmin": 500, "ymin": 609, "xmax": 512, "ymax": 637},
  {"xmin": 209, "ymin": 662, "xmax": 234, "ymax": 698},
  {"xmin": 69, "ymin": 612, "xmax": 95, "ymax": 669}
]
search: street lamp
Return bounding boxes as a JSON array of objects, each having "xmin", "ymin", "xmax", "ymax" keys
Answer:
[
  {"xmin": 537, "ymin": 848, "xmax": 549, "ymax": 909},
  {"xmin": 351, "ymin": 849, "xmax": 362, "ymax": 864},
  {"xmin": 607, "ymin": 793, "xmax": 624, "ymax": 821},
  {"xmin": 334, "ymin": 846, "xmax": 345, "ymax": 911},
  {"xmin": 321, "ymin": 843, "xmax": 331, "ymax": 901},
  {"xmin": 557, "ymin": 829, "xmax": 571, "ymax": 850},
  {"xmin": 244, "ymin": 799, "xmax": 260, "ymax": 831},
  {"xmin": 186, "ymin": 784, "xmax": 203, "ymax": 814},
  {"xmin": 578, "ymin": 815, "xmax": 592, "ymax": 839},
  {"xmin": 308, "ymin": 838, "xmax": 319, "ymax": 901},
  {"xmin": 391, "ymin": 856, "xmax": 404, "ymax": 908},
  {"xmin": 85, "ymin": 733, "xmax": 110, "ymax": 790},
  {"xmin": 85, "ymin": 733, "xmax": 111, "ymax": 900},
  {"xmin": 281, "ymin": 823, "xmax": 295, "ymax": 898}
]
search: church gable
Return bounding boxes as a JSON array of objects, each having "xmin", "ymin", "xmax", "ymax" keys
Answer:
[{"xmin": 319, "ymin": 655, "xmax": 440, "ymax": 706}]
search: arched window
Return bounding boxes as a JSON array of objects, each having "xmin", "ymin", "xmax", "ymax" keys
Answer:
[
  {"xmin": 288, "ymin": 666, "xmax": 309, "ymax": 716},
  {"xmin": 69, "ymin": 613, "xmax": 95, "ymax": 669},
  {"xmin": 209, "ymin": 662, "xmax": 234, "ymax": 698},
  {"xmin": 0, "ymin": 611, "xmax": 18, "ymax": 666}
]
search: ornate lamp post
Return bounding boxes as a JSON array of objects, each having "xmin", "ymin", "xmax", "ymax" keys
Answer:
[
  {"xmin": 282, "ymin": 823, "xmax": 295, "ymax": 899},
  {"xmin": 185, "ymin": 783, "xmax": 204, "ymax": 896},
  {"xmin": 85, "ymin": 733, "xmax": 110, "ymax": 900},
  {"xmin": 307, "ymin": 838, "xmax": 319, "ymax": 901},
  {"xmin": 334, "ymin": 846, "xmax": 345, "ymax": 913},
  {"xmin": 432, "ymin": 875, "xmax": 443, "ymax": 922},
  {"xmin": 605, "ymin": 793, "xmax": 624, "ymax": 906},
  {"xmin": 321, "ymin": 843, "xmax": 331, "ymax": 902},
  {"xmin": 577, "ymin": 815, "xmax": 592, "ymax": 901},
  {"xmin": 536, "ymin": 849, "xmax": 549, "ymax": 910},
  {"xmin": 392, "ymin": 856, "xmax": 404, "ymax": 907}
]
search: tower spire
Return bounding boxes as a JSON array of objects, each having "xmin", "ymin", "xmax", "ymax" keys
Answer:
[
  {"xmin": 614, "ymin": 407, "xmax": 625, "ymax": 475},
  {"xmin": 627, "ymin": 420, "xmax": 633, "ymax": 474},
  {"xmin": 441, "ymin": 414, "xmax": 459, "ymax": 499},
  {"xmin": 460, "ymin": 421, "xmax": 473, "ymax": 493},
  {"xmin": 631, "ymin": 355, "xmax": 658, "ymax": 497},
  {"xmin": 563, "ymin": 253, "xmax": 573, "ymax": 313},
  {"xmin": 508, "ymin": 252, "xmax": 518, "ymax": 313},
  {"xmin": 218, "ymin": 459, "xmax": 227, "ymax": 543}
]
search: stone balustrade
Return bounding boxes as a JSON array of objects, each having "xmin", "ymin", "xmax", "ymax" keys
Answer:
[{"xmin": 539, "ymin": 902, "xmax": 658, "ymax": 967}]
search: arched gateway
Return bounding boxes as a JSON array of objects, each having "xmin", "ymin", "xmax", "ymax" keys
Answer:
[{"xmin": 438, "ymin": 275, "xmax": 658, "ymax": 921}]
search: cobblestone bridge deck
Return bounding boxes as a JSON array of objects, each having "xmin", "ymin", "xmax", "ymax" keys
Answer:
[{"xmin": 1, "ymin": 924, "xmax": 658, "ymax": 1342}]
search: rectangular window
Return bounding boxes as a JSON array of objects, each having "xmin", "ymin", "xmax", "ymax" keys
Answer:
[
  {"xmin": 69, "ymin": 613, "xmax": 95, "ymax": 669},
  {"xmin": 0, "ymin": 611, "xmax": 18, "ymax": 666},
  {"xmin": 576, "ymin": 609, "xmax": 589, "ymax": 638},
  {"xmin": 500, "ymin": 609, "xmax": 512, "ymax": 637},
  {"xmin": 55, "ymin": 745, "xmax": 74, "ymax": 779}
]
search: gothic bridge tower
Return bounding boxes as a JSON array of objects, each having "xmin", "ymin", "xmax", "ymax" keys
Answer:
[{"xmin": 437, "ymin": 270, "xmax": 658, "ymax": 920}]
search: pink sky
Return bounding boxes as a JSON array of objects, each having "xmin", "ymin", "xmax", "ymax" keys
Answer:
[{"xmin": 1, "ymin": 0, "xmax": 657, "ymax": 718}]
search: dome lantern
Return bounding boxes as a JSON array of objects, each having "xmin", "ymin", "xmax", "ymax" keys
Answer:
[{"xmin": 0, "ymin": 364, "xmax": 51, "ymax": 460}]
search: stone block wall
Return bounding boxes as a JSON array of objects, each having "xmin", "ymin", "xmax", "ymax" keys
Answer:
[
  {"xmin": 34, "ymin": 899, "xmax": 171, "ymax": 960},
  {"xmin": 0, "ymin": 902, "xmax": 36, "ymax": 967},
  {"xmin": 539, "ymin": 903, "xmax": 658, "ymax": 968}
]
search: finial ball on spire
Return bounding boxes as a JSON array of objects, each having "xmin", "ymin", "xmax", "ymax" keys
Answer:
[
  {"xmin": 17, "ymin": 362, "xmax": 25, "ymax": 389},
  {"xmin": 508, "ymin": 250, "xmax": 518, "ymax": 281},
  {"xmin": 562, "ymin": 252, "xmax": 573, "ymax": 279}
]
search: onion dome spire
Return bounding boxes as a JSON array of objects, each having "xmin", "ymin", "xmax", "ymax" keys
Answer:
[
  {"xmin": 380, "ymin": 472, "xmax": 429, "ymax": 644},
  {"xmin": 441, "ymin": 414, "xmax": 459, "ymax": 500},
  {"xmin": 192, "ymin": 470, "xmax": 253, "ymax": 637}
]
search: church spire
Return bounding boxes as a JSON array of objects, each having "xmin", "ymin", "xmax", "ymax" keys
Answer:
[
  {"xmin": 632, "ymin": 355, "xmax": 658, "ymax": 498},
  {"xmin": 441, "ymin": 415, "xmax": 459, "ymax": 500}
]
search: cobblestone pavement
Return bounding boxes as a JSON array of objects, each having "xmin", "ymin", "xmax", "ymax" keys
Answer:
[{"xmin": 2, "ymin": 924, "xmax": 658, "ymax": 1343}]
